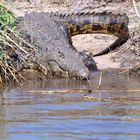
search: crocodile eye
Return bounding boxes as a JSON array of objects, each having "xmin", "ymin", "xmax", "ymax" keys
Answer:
[
  {"xmin": 46, "ymin": 47, "xmax": 48, "ymax": 51},
  {"xmin": 58, "ymin": 51, "xmax": 65, "ymax": 59}
]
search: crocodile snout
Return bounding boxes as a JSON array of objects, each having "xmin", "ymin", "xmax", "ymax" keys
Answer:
[{"xmin": 77, "ymin": 68, "xmax": 89, "ymax": 80}]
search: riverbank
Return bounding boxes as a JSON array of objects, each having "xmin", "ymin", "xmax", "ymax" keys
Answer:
[{"xmin": 1, "ymin": 0, "xmax": 140, "ymax": 81}]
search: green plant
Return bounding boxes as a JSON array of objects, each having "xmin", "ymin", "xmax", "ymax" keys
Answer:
[{"xmin": 0, "ymin": 4, "xmax": 15, "ymax": 29}]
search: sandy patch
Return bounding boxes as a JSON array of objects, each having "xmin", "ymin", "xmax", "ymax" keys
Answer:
[{"xmin": 72, "ymin": 34, "xmax": 120, "ymax": 69}]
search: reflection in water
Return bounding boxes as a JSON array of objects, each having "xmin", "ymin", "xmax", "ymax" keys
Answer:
[
  {"xmin": 0, "ymin": 94, "xmax": 6, "ymax": 139},
  {"xmin": 0, "ymin": 71, "xmax": 140, "ymax": 140}
]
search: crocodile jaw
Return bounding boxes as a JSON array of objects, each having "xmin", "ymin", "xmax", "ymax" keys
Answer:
[{"xmin": 68, "ymin": 66, "xmax": 89, "ymax": 80}]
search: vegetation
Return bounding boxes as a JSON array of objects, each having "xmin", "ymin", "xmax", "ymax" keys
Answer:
[
  {"xmin": 0, "ymin": 3, "xmax": 47, "ymax": 84},
  {"xmin": 0, "ymin": 4, "xmax": 15, "ymax": 28}
]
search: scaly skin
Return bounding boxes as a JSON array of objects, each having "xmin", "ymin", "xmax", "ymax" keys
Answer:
[
  {"xmin": 15, "ymin": 12, "xmax": 91, "ymax": 79},
  {"xmin": 49, "ymin": 11, "xmax": 129, "ymax": 56}
]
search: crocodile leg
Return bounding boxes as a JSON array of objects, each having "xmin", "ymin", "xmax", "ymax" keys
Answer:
[{"xmin": 48, "ymin": 61, "xmax": 69, "ymax": 78}]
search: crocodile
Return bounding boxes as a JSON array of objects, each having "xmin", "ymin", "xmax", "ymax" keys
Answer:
[
  {"xmin": 15, "ymin": 12, "xmax": 97, "ymax": 79},
  {"xmin": 15, "ymin": 11, "xmax": 129, "ymax": 79},
  {"xmin": 48, "ymin": 11, "xmax": 129, "ymax": 56}
]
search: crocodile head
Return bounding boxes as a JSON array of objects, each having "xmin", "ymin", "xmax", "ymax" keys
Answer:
[
  {"xmin": 46, "ymin": 46, "xmax": 90, "ymax": 79},
  {"xmin": 48, "ymin": 60, "xmax": 89, "ymax": 79}
]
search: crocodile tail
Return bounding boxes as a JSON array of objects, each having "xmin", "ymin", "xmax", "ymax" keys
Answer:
[
  {"xmin": 92, "ymin": 12, "xmax": 129, "ymax": 56},
  {"xmin": 50, "ymin": 11, "xmax": 129, "ymax": 56},
  {"xmin": 67, "ymin": 11, "xmax": 129, "ymax": 56},
  {"xmin": 93, "ymin": 32, "xmax": 129, "ymax": 57},
  {"xmin": 51, "ymin": 11, "xmax": 129, "ymax": 36}
]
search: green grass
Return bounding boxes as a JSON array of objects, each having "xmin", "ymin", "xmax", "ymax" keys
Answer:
[{"xmin": 0, "ymin": 4, "xmax": 15, "ymax": 29}]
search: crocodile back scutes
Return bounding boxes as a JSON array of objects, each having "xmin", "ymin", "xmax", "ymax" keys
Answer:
[{"xmin": 49, "ymin": 11, "xmax": 129, "ymax": 37}]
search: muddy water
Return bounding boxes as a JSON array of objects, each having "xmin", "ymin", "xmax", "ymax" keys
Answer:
[{"xmin": 0, "ymin": 71, "xmax": 140, "ymax": 140}]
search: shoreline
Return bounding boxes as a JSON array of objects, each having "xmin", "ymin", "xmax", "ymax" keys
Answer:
[{"xmin": 0, "ymin": 0, "xmax": 140, "ymax": 83}]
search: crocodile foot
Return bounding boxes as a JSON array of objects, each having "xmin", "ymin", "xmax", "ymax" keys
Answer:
[{"xmin": 48, "ymin": 61, "xmax": 69, "ymax": 78}]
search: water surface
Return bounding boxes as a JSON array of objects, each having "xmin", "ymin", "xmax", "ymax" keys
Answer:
[{"xmin": 0, "ymin": 71, "xmax": 140, "ymax": 140}]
